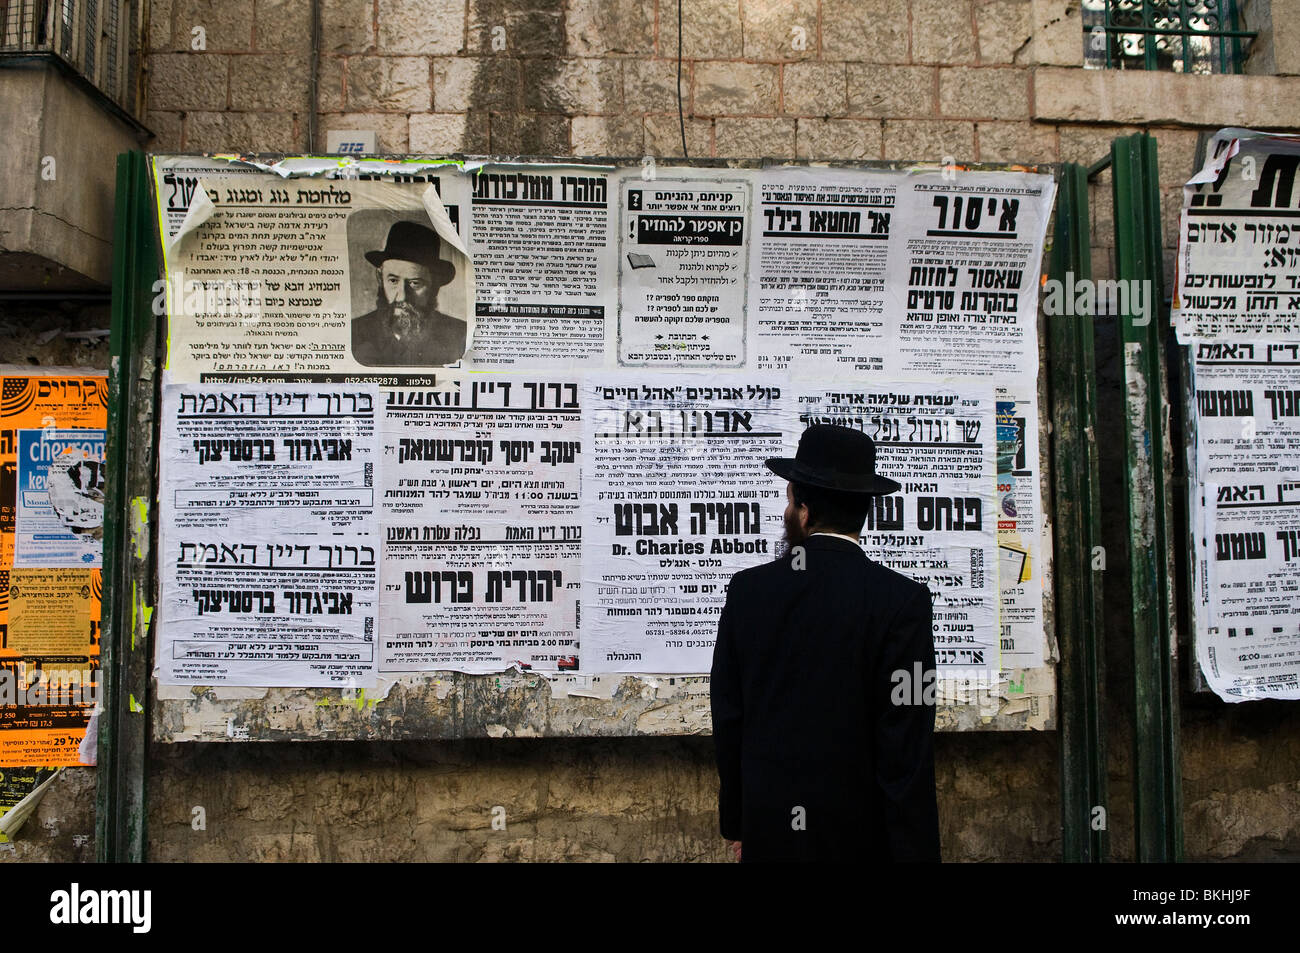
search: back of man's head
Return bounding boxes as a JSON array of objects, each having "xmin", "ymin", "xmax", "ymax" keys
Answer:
[{"xmin": 791, "ymin": 481, "xmax": 871, "ymax": 537}]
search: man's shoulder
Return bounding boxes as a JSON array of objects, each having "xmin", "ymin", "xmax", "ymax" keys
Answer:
[
  {"xmin": 724, "ymin": 545, "xmax": 930, "ymax": 606},
  {"xmin": 725, "ymin": 557, "xmax": 784, "ymax": 594},
  {"xmin": 352, "ymin": 309, "xmax": 382, "ymax": 328},
  {"xmin": 864, "ymin": 556, "xmax": 931, "ymax": 610}
]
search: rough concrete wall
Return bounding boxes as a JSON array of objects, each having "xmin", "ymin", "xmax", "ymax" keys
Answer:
[
  {"xmin": 142, "ymin": 733, "xmax": 1060, "ymax": 862},
  {"xmin": 63, "ymin": 0, "xmax": 1296, "ymax": 863},
  {"xmin": 0, "ymin": 766, "xmax": 96, "ymax": 862},
  {"xmin": 0, "ymin": 67, "xmax": 142, "ymax": 288}
]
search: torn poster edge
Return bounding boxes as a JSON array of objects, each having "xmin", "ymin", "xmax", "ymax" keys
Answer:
[{"xmin": 0, "ymin": 768, "xmax": 64, "ymax": 840}]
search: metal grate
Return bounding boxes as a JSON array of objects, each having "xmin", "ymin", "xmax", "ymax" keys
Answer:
[
  {"xmin": 58, "ymin": 0, "xmax": 71, "ymax": 59},
  {"xmin": 0, "ymin": 0, "xmax": 141, "ymax": 113},
  {"xmin": 1082, "ymin": 0, "xmax": 1256, "ymax": 73},
  {"xmin": 82, "ymin": 0, "xmax": 95, "ymax": 78},
  {"xmin": 103, "ymin": 0, "xmax": 116, "ymax": 101}
]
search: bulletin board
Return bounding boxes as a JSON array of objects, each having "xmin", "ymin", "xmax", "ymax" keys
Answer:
[{"xmin": 138, "ymin": 153, "xmax": 1061, "ymax": 741}]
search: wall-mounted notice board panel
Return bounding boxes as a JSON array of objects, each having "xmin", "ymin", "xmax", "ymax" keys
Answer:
[{"xmin": 137, "ymin": 154, "xmax": 1060, "ymax": 741}]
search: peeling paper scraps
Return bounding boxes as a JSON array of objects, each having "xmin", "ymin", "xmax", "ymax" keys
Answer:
[
  {"xmin": 531, "ymin": 672, "xmax": 613, "ymax": 699},
  {"xmin": 78, "ymin": 712, "xmax": 97, "ymax": 765},
  {"xmin": 167, "ymin": 183, "xmax": 217, "ymax": 254},
  {"xmin": 469, "ymin": 161, "xmax": 615, "ymax": 175},
  {"xmin": 933, "ymin": 671, "xmax": 1009, "ymax": 709},
  {"xmin": 154, "ymin": 684, "xmax": 271, "ymax": 701},
  {"xmin": 209, "ymin": 154, "xmax": 468, "ymax": 178},
  {"xmin": 0, "ymin": 768, "xmax": 62, "ymax": 840},
  {"xmin": 421, "ymin": 183, "xmax": 476, "ymax": 355},
  {"xmin": 129, "ymin": 496, "xmax": 150, "ymax": 559},
  {"xmin": 352, "ymin": 675, "xmax": 400, "ymax": 703}
]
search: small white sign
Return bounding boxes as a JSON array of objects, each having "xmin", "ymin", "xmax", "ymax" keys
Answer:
[{"xmin": 326, "ymin": 130, "xmax": 377, "ymax": 154}]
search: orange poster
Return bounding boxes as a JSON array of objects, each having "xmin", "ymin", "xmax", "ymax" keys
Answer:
[{"xmin": 0, "ymin": 374, "xmax": 107, "ymax": 766}]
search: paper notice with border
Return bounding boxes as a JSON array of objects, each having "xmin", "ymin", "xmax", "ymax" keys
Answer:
[
  {"xmin": 464, "ymin": 167, "xmax": 614, "ymax": 368},
  {"xmin": 751, "ymin": 168, "xmax": 897, "ymax": 375},
  {"xmin": 157, "ymin": 384, "xmax": 381, "ymax": 686},
  {"xmin": 581, "ymin": 373, "xmax": 791, "ymax": 673},
  {"xmin": 886, "ymin": 172, "xmax": 1054, "ymax": 384},
  {"xmin": 379, "ymin": 375, "xmax": 581, "ymax": 522},
  {"xmin": 380, "ymin": 520, "xmax": 580, "ymax": 674},
  {"xmin": 160, "ymin": 384, "xmax": 379, "ymax": 535},
  {"xmin": 1196, "ymin": 477, "xmax": 1300, "ymax": 700},
  {"xmin": 617, "ymin": 172, "xmax": 752, "ymax": 367},
  {"xmin": 375, "ymin": 374, "xmax": 583, "ymax": 673},
  {"xmin": 1192, "ymin": 340, "xmax": 1300, "ymax": 477},
  {"xmin": 160, "ymin": 174, "xmax": 473, "ymax": 383}
]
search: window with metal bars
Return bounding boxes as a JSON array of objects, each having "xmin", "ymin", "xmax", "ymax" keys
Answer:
[
  {"xmin": 1, "ymin": 0, "xmax": 136, "ymax": 112},
  {"xmin": 1081, "ymin": 0, "xmax": 1257, "ymax": 73}
]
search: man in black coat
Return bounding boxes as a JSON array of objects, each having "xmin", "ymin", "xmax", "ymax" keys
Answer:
[{"xmin": 710, "ymin": 424, "xmax": 940, "ymax": 862}]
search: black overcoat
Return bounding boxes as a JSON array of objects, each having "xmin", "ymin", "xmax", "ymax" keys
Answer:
[{"xmin": 710, "ymin": 533, "xmax": 940, "ymax": 862}]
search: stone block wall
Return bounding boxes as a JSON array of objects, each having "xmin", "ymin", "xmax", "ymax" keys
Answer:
[{"xmin": 140, "ymin": 0, "xmax": 1300, "ymax": 279}]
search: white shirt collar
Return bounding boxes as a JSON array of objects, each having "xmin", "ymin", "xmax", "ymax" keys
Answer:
[{"xmin": 809, "ymin": 531, "xmax": 862, "ymax": 546}]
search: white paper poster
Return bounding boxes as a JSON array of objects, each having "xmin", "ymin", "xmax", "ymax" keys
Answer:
[
  {"xmin": 376, "ymin": 374, "xmax": 583, "ymax": 672},
  {"xmin": 617, "ymin": 172, "xmax": 753, "ymax": 367},
  {"xmin": 157, "ymin": 383, "xmax": 381, "ymax": 686},
  {"xmin": 379, "ymin": 375, "xmax": 580, "ymax": 522},
  {"xmin": 1175, "ymin": 131, "xmax": 1300, "ymax": 342},
  {"xmin": 885, "ymin": 173, "xmax": 1054, "ymax": 384},
  {"xmin": 1192, "ymin": 340, "xmax": 1300, "ymax": 477},
  {"xmin": 465, "ymin": 167, "xmax": 614, "ymax": 368},
  {"xmin": 1178, "ymin": 132, "xmax": 1300, "ymax": 701},
  {"xmin": 159, "ymin": 167, "xmax": 473, "ymax": 383},
  {"xmin": 751, "ymin": 168, "xmax": 897, "ymax": 375},
  {"xmin": 380, "ymin": 520, "xmax": 580, "ymax": 674},
  {"xmin": 1196, "ymin": 478, "xmax": 1300, "ymax": 700},
  {"xmin": 581, "ymin": 373, "xmax": 791, "ymax": 672},
  {"xmin": 750, "ymin": 168, "xmax": 1054, "ymax": 385}
]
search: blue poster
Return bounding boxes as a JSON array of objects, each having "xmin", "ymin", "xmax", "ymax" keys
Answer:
[{"xmin": 14, "ymin": 429, "xmax": 106, "ymax": 568}]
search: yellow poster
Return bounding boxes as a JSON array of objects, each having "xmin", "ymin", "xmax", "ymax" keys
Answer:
[{"xmin": 8, "ymin": 569, "xmax": 96, "ymax": 654}]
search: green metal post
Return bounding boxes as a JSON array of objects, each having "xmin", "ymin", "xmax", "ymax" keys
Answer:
[
  {"xmin": 1111, "ymin": 133, "xmax": 1184, "ymax": 863},
  {"xmin": 1048, "ymin": 163, "xmax": 1109, "ymax": 862},
  {"xmin": 96, "ymin": 151, "xmax": 159, "ymax": 863}
]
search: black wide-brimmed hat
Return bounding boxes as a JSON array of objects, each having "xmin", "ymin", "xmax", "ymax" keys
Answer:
[
  {"xmin": 766, "ymin": 424, "xmax": 901, "ymax": 495},
  {"xmin": 365, "ymin": 220, "xmax": 455, "ymax": 285}
]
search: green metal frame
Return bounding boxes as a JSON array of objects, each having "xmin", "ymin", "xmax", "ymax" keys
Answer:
[
  {"xmin": 96, "ymin": 150, "xmax": 159, "ymax": 863},
  {"xmin": 1048, "ymin": 163, "xmax": 1109, "ymax": 862},
  {"xmin": 1111, "ymin": 133, "xmax": 1184, "ymax": 862}
]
